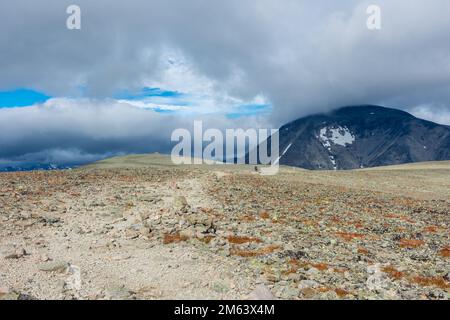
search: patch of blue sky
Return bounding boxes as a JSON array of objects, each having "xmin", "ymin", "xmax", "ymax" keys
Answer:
[
  {"xmin": 152, "ymin": 107, "xmax": 176, "ymax": 114},
  {"xmin": 226, "ymin": 103, "xmax": 272, "ymax": 119},
  {"xmin": 115, "ymin": 87, "xmax": 184, "ymax": 100},
  {"xmin": 0, "ymin": 89, "xmax": 51, "ymax": 108}
]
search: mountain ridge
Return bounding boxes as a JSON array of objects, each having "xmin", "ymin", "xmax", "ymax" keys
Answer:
[{"xmin": 277, "ymin": 105, "xmax": 450, "ymax": 170}]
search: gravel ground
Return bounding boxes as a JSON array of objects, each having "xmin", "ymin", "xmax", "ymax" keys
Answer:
[{"xmin": 0, "ymin": 156, "xmax": 449, "ymax": 300}]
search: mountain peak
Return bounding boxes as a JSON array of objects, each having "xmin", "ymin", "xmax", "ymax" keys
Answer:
[{"xmin": 278, "ymin": 105, "xmax": 450, "ymax": 170}]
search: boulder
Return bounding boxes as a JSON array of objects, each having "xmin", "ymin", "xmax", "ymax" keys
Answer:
[{"xmin": 247, "ymin": 284, "xmax": 276, "ymax": 300}]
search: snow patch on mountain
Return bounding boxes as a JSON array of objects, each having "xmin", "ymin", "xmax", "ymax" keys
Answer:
[{"xmin": 319, "ymin": 126, "xmax": 355, "ymax": 148}]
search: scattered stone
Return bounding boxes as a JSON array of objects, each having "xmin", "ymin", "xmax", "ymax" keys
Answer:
[
  {"xmin": 306, "ymin": 267, "xmax": 320, "ymax": 276},
  {"xmin": 139, "ymin": 196, "xmax": 160, "ymax": 203},
  {"xmin": 211, "ymin": 281, "xmax": 230, "ymax": 294},
  {"xmin": 287, "ymin": 273, "xmax": 303, "ymax": 282},
  {"xmin": 366, "ymin": 264, "xmax": 391, "ymax": 291},
  {"xmin": 4, "ymin": 248, "xmax": 27, "ymax": 259},
  {"xmin": 444, "ymin": 272, "xmax": 450, "ymax": 282},
  {"xmin": 247, "ymin": 284, "xmax": 276, "ymax": 300},
  {"xmin": 40, "ymin": 216, "xmax": 62, "ymax": 225},
  {"xmin": 38, "ymin": 260, "xmax": 69, "ymax": 273},
  {"xmin": 0, "ymin": 287, "xmax": 34, "ymax": 300},
  {"xmin": 0, "ymin": 290, "xmax": 19, "ymax": 300},
  {"xmin": 0, "ymin": 157, "xmax": 448, "ymax": 300},
  {"xmin": 180, "ymin": 229, "xmax": 196, "ymax": 239},
  {"xmin": 106, "ymin": 284, "xmax": 134, "ymax": 300},
  {"xmin": 64, "ymin": 264, "xmax": 82, "ymax": 291},
  {"xmin": 278, "ymin": 286, "xmax": 300, "ymax": 299},
  {"xmin": 298, "ymin": 280, "xmax": 319, "ymax": 290},
  {"xmin": 173, "ymin": 196, "xmax": 189, "ymax": 213},
  {"xmin": 187, "ymin": 212, "xmax": 213, "ymax": 227},
  {"xmin": 139, "ymin": 211, "xmax": 151, "ymax": 221}
]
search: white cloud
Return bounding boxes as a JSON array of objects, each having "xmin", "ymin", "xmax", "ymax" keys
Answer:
[
  {"xmin": 2, "ymin": 0, "xmax": 449, "ymax": 123},
  {"xmin": 410, "ymin": 104, "xmax": 450, "ymax": 126},
  {"xmin": 0, "ymin": 98, "xmax": 273, "ymax": 163},
  {"xmin": 1, "ymin": 0, "xmax": 450, "ymax": 164}
]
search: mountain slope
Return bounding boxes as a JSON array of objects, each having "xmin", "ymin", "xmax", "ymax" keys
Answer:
[{"xmin": 278, "ymin": 105, "xmax": 450, "ymax": 170}]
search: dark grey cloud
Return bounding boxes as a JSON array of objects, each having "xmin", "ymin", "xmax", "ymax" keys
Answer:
[{"xmin": 0, "ymin": 0, "xmax": 450, "ymax": 163}]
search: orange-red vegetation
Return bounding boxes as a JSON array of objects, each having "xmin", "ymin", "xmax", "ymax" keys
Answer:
[
  {"xmin": 411, "ymin": 276, "xmax": 450, "ymax": 289},
  {"xmin": 316, "ymin": 287, "xmax": 350, "ymax": 297},
  {"xmin": 259, "ymin": 210, "xmax": 271, "ymax": 219},
  {"xmin": 423, "ymin": 226, "xmax": 439, "ymax": 233},
  {"xmin": 241, "ymin": 215, "xmax": 256, "ymax": 222},
  {"xmin": 353, "ymin": 222, "xmax": 365, "ymax": 229},
  {"xmin": 288, "ymin": 259, "xmax": 309, "ymax": 269},
  {"xmin": 398, "ymin": 239, "xmax": 425, "ymax": 248},
  {"xmin": 302, "ymin": 219, "xmax": 318, "ymax": 226},
  {"xmin": 399, "ymin": 216, "xmax": 415, "ymax": 224},
  {"xmin": 226, "ymin": 235, "xmax": 262, "ymax": 244},
  {"xmin": 310, "ymin": 263, "xmax": 329, "ymax": 271},
  {"xmin": 330, "ymin": 217, "xmax": 341, "ymax": 223},
  {"xmin": 333, "ymin": 268, "xmax": 349, "ymax": 273},
  {"xmin": 282, "ymin": 267, "xmax": 298, "ymax": 275},
  {"xmin": 382, "ymin": 265, "xmax": 405, "ymax": 280},
  {"xmin": 439, "ymin": 247, "xmax": 450, "ymax": 258},
  {"xmin": 334, "ymin": 288, "xmax": 350, "ymax": 297},
  {"xmin": 288, "ymin": 259, "xmax": 333, "ymax": 272},
  {"xmin": 230, "ymin": 245, "xmax": 281, "ymax": 257},
  {"xmin": 163, "ymin": 232, "xmax": 189, "ymax": 244},
  {"xmin": 335, "ymin": 232, "xmax": 365, "ymax": 241},
  {"xmin": 200, "ymin": 207, "xmax": 213, "ymax": 213},
  {"xmin": 197, "ymin": 235, "xmax": 214, "ymax": 244},
  {"xmin": 357, "ymin": 247, "xmax": 370, "ymax": 255}
]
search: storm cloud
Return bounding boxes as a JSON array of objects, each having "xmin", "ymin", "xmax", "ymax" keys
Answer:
[{"xmin": 1, "ymin": 0, "xmax": 450, "ymax": 163}]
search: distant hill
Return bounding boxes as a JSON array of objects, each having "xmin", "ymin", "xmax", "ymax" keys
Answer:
[
  {"xmin": 276, "ymin": 105, "xmax": 450, "ymax": 170},
  {"xmin": 0, "ymin": 163, "xmax": 74, "ymax": 172}
]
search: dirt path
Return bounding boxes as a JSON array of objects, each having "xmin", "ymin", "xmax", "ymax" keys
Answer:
[{"xmin": 0, "ymin": 170, "xmax": 256, "ymax": 300}]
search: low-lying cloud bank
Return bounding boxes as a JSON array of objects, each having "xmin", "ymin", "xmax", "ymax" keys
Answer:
[{"xmin": 0, "ymin": 98, "xmax": 272, "ymax": 165}]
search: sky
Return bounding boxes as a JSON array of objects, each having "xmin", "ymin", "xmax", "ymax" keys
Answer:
[{"xmin": 1, "ymin": 0, "xmax": 450, "ymax": 165}]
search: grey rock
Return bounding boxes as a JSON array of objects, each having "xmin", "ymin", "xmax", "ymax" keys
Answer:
[
  {"xmin": 4, "ymin": 248, "xmax": 27, "ymax": 259},
  {"xmin": 366, "ymin": 264, "xmax": 391, "ymax": 291},
  {"xmin": 173, "ymin": 196, "xmax": 189, "ymax": 213},
  {"xmin": 38, "ymin": 260, "xmax": 69, "ymax": 273},
  {"xmin": 306, "ymin": 267, "xmax": 320, "ymax": 276},
  {"xmin": 247, "ymin": 284, "xmax": 276, "ymax": 300},
  {"xmin": 298, "ymin": 280, "xmax": 319, "ymax": 290},
  {"xmin": 187, "ymin": 212, "xmax": 213, "ymax": 227},
  {"xmin": 106, "ymin": 284, "xmax": 134, "ymax": 300},
  {"xmin": 444, "ymin": 272, "xmax": 450, "ymax": 282}
]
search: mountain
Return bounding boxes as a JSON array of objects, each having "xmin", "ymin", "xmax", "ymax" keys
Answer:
[
  {"xmin": 276, "ymin": 105, "xmax": 450, "ymax": 170},
  {"xmin": 0, "ymin": 163, "xmax": 75, "ymax": 172}
]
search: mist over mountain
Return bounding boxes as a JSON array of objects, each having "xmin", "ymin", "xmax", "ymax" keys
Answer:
[{"xmin": 277, "ymin": 105, "xmax": 450, "ymax": 170}]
